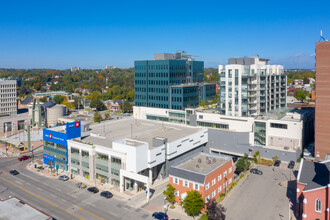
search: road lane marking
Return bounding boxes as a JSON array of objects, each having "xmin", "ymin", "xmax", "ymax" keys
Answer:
[
  {"xmin": 0, "ymin": 176, "xmax": 85, "ymax": 220},
  {"xmin": 75, "ymin": 205, "xmax": 105, "ymax": 220}
]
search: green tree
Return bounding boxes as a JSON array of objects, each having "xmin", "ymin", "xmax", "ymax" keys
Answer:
[
  {"xmin": 182, "ymin": 190, "xmax": 204, "ymax": 217},
  {"xmin": 62, "ymin": 100, "xmax": 75, "ymax": 110},
  {"xmin": 90, "ymin": 99, "xmax": 106, "ymax": 111},
  {"xmin": 53, "ymin": 95, "xmax": 65, "ymax": 104},
  {"xmin": 294, "ymin": 89, "xmax": 309, "ymax": 102},
  {"xmin": 104, "ymin": 112, "xmax": 110, "ymax": 120},
  {"xmin": 163, "ymin": 184, "xmax": 176, "ymax": 205},
  {"xmin": 39, "ymin": 97, "xmax": 48, "ymax": 103},
  {"xmin": 235, "ymin": 153, "xmax": 251, "ymax": 174},
  {"xmin": 93, "ymin": 111, "xmax": 102, "ymax": 123},
  {"xmin": 206, "ymin": 198, "xmax": 226, "ymax": 220},
  {"xmin": 120, "ymin": 101, "xmax": 132, "ymax": 113}
]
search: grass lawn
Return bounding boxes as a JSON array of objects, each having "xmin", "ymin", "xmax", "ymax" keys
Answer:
[
  {"xmin": 257, "ymin": 158, "xmax": 274, "ymax": 166},
  {"xmin": 199, "ymin": 214, "xmax": 208, "ymax": 220}
]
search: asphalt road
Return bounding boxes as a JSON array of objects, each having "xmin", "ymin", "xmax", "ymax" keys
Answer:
[
  {"xmin": 221, "ymin": 164, "xmax": 297, "ymax": 220},
  {"xmin": 0, "ymin": 156, "xmax": 153, "ymax": 220}
]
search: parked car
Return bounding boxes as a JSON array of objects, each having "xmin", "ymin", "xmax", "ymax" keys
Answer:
[
  {"xmin": 58, "ymin": 175, "xmax": 69, "ymax": 181},
  {"xmin": 9, "ymin": 170, "xmax": 19, "ymax": 175},
  {"xmin": 87, "ymin": 187, "xmax": 99, "ymax": 193},
  {"xmin": 152, "ymin": 212, "xmax": 168, "ymax": 220},
  {"xmin": 288, "ymin": 161, "xmax": 295, "ymax": 169},
  {"xmin": 274, "ymin": 160, "xmax": 281, "ymax": 167},
  {"xmin": 76, "ymin": 182, "xmax": 87, "ymax": 188},
  {"xmin": 250, "ymin": 168, "xmax": 263, "ymax": 175},
  {"xmin": 18, "ymin": 155, "xmax": 31, "ymax": 161},
  {"xmin": 100, "ymin": 191, "xmax": 113, "ymax": 198}
]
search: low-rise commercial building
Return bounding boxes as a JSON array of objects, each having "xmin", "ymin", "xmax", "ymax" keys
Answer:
[
  {"xmin": 296, "ymin": 159, "xmax": 330, "ymax": 219},
  {"xmin": 134, "ymin": 106, "xmax": 314, "ymax": 161},
  {"xmin": 43, "ymin": 121, "xmax": 81, "ymax": 170},
  {"xmin": 169, "ymin": 153, "xmax": 233, "ymax": 204},
  {"xmin": 66, "ymin": 118, "xmax": 208, "ymax": 194}
]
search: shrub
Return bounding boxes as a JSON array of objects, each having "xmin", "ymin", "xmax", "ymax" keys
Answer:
[{"xmin": 297, "ymin": 157, "xmax": 301, "ymax": 163}]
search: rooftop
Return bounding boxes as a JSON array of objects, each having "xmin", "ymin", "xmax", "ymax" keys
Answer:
[
  {"xmin": 174, "ymin": 152, "xmax": 230, "ymax": 175},
  {"xmin": 169, "ymin": 152, "xmax": 232, "ymax": 184},
  {"xmin": 0, "ymin": 197, "xmax": 51, "ymax": 220},
  {"xmin": 77, "ymin": 117, "xmax": 204, "ymax": 149},
  {"xmin": 298, "ymin": 159, "xmax": 330, "ymax": 191}
]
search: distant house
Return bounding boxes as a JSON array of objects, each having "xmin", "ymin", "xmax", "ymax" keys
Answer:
[
  {"xmin": 169, "ymin": 153, "xmax": 233, "ymax": 206},
  {"xmin": 18, "ymin": 96, "xmax": 34, "ymax": 109},
  {"xmin": 296, "ymin": 159, "xmax": 330, "ymax": 219},
  {"xmin": 293, "ymin": 79, "xmax": 304, "ymax": 87},
  {"xmin": 103, "ymin": 100, "xmax": 121, "ymax": 111}
]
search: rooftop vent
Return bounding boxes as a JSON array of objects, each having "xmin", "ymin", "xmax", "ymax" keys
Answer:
[
  {"xmin": 207, "ymin": 160, "xmax": 211, "ymax": 164},
  {"xmin": 198, "ymin": 159, "xmax": 202, "ymax": 163},
  {"xmin": 196, "ymin": 164, "xmax": 200, "ymax": 168},
  {"xmin": 213, "ymin": 158, "xmax": 216, "ymax": 163}
]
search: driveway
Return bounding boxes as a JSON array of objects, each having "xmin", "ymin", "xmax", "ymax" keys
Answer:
[{"xmin": 221, "ymin": 164, "xmax": 297, "ymax": 220}]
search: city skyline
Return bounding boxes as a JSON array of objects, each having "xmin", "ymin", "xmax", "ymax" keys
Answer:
[{"xmin": 0, "ymin": 0, "xmax": 329, "ymax": 69}]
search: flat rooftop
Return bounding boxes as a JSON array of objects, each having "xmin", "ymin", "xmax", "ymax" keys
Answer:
[
  {"xmin": 0, "ymin": 197, "xmax": 51, "ymax": 220},
  {"xmin": 77, "ymin": 117, "xmax": 204, "ymax": 149},
  {"xmin": 174, "ymin": 153, "xmax": 230, "ymax": 175}
]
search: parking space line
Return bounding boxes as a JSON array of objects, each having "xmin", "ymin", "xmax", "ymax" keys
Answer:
[{"xmin": 0, "ymin": 176, "xmax": 85, "ymax": 220}]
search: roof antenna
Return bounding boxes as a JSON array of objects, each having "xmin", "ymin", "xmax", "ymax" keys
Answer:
[{"xmin": 320, "ymin": 30, "xmax": 328, "ymax": 42}]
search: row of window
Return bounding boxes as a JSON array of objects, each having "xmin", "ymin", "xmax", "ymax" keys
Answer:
[
  {"xmin": 173, "ymin": 177, "xmax": 200, "ymax": 190},
  {"xmin": 270, "ymin": 123, "xmax": 288, "ymax": 129}
]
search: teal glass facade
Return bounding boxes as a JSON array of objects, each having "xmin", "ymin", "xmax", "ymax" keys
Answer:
[{"xmin": 134, "ymin": 59, "xmax": 204, "ymax": 110}]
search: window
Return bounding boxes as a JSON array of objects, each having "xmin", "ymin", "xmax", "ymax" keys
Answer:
[
  {"xmin": 224, "ymin": 170, "xmax": 227, "ymax": 177},
  {"xmin": 206, "ymin": 196, "xmax": 210, "ymax": 202},
  {"xmin": 229, "ymin": 167, "xmax": 232, "ymax": 173},
  {"xmin": 174, "ymin": 178, "xmax": 178, "ymax": 184},
  {"xmin": 224, "ymin": 182, "xmax": 227, "ymax": 189},
  {"xmin": 212, "ymin": 178, "xmax": 216, "ymax": 186},
  {"xmin": 218, "ymin": 174, "xmax": 222, "ymax": 181},
  {"xmin": 194, "ymin": 183, "xmax": 199, "ymax": 190},
  {"xmin": 229, "ymin": 178, "xmax": 232, "ymax": 184},
  {"xmin": 212, "ymin": 190, "xmax": 216, "ymax": 198},
  {"xmin": 206, "ymin": 183, "xmax": 210, "ymax": 190},
  {"xmin": 174, "ymin": 191, "xmax": 179, "ymax": 196},
  {"xmin": 184, "ymin": 180, "xmax": 189, "ymax": 187},
  {"xmin": 218, "ymin": 186, "xmax": 222, "ymax": 193},
  {"xmin": 270, "ymin": 123, "xmax": 288, "ymax": 129},
  {"xmin": 316, "ymin": 199, "xmax": 321, "ymax": 212}
]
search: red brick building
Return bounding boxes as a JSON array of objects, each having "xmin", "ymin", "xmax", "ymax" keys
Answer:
[
  {"xmin": 169, "ymin": 153, "xmax": 233, "ymax": 204},
  {"xmin": 296, "ymin": 159, "xmax": 330, "ymax": 219},
  {"xmin": 315, "ymin": 42, "xmax": 330, "ymax": 159}
]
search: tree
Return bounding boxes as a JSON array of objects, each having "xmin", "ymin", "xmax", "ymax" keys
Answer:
[
  {"xmin": 62, "ymin": 100, "xmax": 75, "ymax": 110},
  {"xmin": 182, "ymin": 190, "xmax": 204, "ymax": 217},
  {"xmin": 163, "ymin": 184, "xmax": 176, "ymax": 205},
  {"xmin": 53, "ymin": 95, "xmax": 65, "ymax": 104},
  {"xmin": 206, "ymin": 198, "xmax": 226, "ymax": 220},
  {"xmin": 294, "ymin": 89, "xmax": 309, "ymax": 102},
  {"xmin": 235, "ymin": 153, "xmax": 251, "ymax": 174},
  {"xmin": 120, "ymin": 101, "xmax": 132, "ymax": 113},
  {"xmin": 104, "ymin": 112, "xmax": 110, "ymax": 120},
  {"xmin": 93, "ymin": 111, "xmax": 102, "ymax": 123},
  {"xmin": 90, "ymin": 99, "xmax": 106, "ymax": 111},
  {"xmin": 39, "ymin": 97, "xmax": 48, "ymax": 103}
]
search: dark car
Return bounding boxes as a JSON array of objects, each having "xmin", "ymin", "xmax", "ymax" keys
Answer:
[
  {"xmin": 100, "ymin": 191, "xmax": 113, "ymax": 198},
  {"xmin": 152, "ymin": 212, "xmax": 168, "ymax": 220},
  {"xmin": 18, "ymin": 155, "xmax": 31, "ymax": 161},
  {"xmin": 87, "ymin": 187, "xmax": 99, "ymax": 193},
  {"xmin": 250, "ymin": 168, "xmax": 263, "ymax": 175},
  {"xmin": 274, "ymin": 160, "xmax": 281, "ymax": 167},
  {"xmin": 9, "ymin": 170, "xmax": 19, "ymax": 175},
  {"xmin": 288, "ymin": 161, "xmax": 295, "ymax": 169}
]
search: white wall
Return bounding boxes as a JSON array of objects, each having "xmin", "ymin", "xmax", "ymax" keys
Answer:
[
  {"xmin": 112, "ymin": 139, "xmax": 148, "ymax": 173},
  {"xmin": 133, "ymin": 106, "xmax": 169, "ymax": 120}
]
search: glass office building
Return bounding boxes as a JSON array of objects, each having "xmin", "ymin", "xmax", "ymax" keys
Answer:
[{"xmin": 134, "ymin": 51, "xmax": 215, "ymax": 110}]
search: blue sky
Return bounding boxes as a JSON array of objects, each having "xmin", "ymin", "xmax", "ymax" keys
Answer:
[{"xmin": 0, "ymin": 0, "xmax": 329, "ymax": 69}]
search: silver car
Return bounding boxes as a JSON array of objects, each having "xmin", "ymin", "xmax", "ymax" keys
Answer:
[{"xmin": 58, "ymin": 175, "xmax": 69, "ymax": 181}]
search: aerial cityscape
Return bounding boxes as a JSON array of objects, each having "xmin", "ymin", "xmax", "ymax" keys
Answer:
[{"xmin": 0, "ymin": 1, "xmax": 329, "ymax": 220}]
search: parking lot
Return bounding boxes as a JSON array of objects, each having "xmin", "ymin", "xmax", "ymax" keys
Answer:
[{"xmin": 221, "ymin": 163, "xmax": 297, "ymax": 220}]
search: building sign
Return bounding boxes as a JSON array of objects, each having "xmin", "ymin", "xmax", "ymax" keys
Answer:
[
  {"xmin": 43, "ymin": 121, "xmax": 81, "ymax": 146},
  {"xmin": 43, "ymin": 154, "xmax": 55, "ymax": 167}
]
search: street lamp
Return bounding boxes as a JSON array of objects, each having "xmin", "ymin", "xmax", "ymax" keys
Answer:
[{"xmin": 164, "ymin": 196, "xmax": 168, "ymax": 214}]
